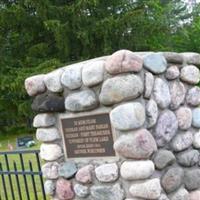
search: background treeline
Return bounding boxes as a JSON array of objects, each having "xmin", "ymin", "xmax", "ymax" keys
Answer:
[{"xmin": 0, "ymin": 0, "xmax": 200, "ymax": 135}]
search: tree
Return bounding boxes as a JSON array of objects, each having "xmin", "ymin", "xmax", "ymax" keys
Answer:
[{"xmin": 0, "ymin": 0, "xmax": 198, "ymax": 134}]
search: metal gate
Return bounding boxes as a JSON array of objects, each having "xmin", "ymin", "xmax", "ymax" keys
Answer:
[{"xmin": 0, "ymin": 150, "xmax": 46, "ymax": 200}]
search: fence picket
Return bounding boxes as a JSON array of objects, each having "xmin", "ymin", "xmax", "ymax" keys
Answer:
[{"xmin": 0, "ymin": 150, "xmax": 46, "ymax": 200}]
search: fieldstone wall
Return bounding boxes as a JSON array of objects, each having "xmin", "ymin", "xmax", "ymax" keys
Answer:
[{"xmin": 25, "ymin": 50, "xmax": 200, "ymax": 200}]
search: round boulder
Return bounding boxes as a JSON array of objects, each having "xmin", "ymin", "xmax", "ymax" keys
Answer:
[
  {"xmin": 110, "ymin": 102, "xmax": 145, "ymax": 130},
  {"xmin": 144, "ymin": 53, "xmax": 167, "ymax": 74},
  {"xmin": 114, "ymin": 129, "xmax": 157, "ymax": 159}
]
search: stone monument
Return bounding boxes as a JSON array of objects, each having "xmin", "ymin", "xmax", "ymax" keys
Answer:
[{"xmin": 25, "ymin": 50, "xmax": 200, "ymax": 200}]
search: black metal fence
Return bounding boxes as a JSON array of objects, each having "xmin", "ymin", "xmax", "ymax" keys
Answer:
[{"xmin": 0, "ymin": 150, "xmax": 46, "ymax": 200}]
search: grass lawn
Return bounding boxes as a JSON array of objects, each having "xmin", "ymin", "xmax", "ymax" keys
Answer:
[{"xmin": 0, "ymin": 133, "xmax": 51, "ymax": 200}]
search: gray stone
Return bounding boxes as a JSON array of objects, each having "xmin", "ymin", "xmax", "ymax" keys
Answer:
[
  {"xmin": 192, "ymin": 108, "xmax": 200, "ymax": 128},
  {"xmin": 186, "ymin": 86, "xmax": 200, "ymax": 106},
  {"xmin": 155, "ymin": 110, "xmax": 178, "ymax": 147},
  {"xmin": 33, "ymin": 113, "xmax": 56, "ymax": 128},
  {"xmin": 184, "ymin": 169, "xmax": 200, "ymax": 191},
  {"xmin": 120, "ymin": 160, "xmax": 154, "ymax": 180},
  {"xmin": 82, "ymin": 60, "xmax": 104, "ymax": 87},
  {"xmin": 176, "ymin": 107, "xmax": 192, "ymax": 130},
  {"xmin": 44, "ymin": 180, "xmax": 55, "ymax": 195},
  {"xmin": 58, "ymin": 161, "xmax": 77, "ymax": 179},
  {"xmin": 42, "ymin": 162, "xmax": 60, "ymax": 179},
  {"xmin": 180, "ymin": 65, "xmax": 200, "ymax": 84},
  {"xmin": 61, "ymin": 63, "xmax": 82, "ymax": 90},
  {"xmin": 114, "ymin": 129, "xmax": 157, "ymax": 159},
  {"xmin": 44, "ymin": 69, "xmax": 63, "ymax": 92},
  {"xmin": 177, "ymin": 149, "xmax": 199, "ymax": 167},
  {"xmin": 170, "ymin": 81, "xmax": 186, "ymax": 110},
  {"xmin": 65, "ymin": 89, "xmax": 98, "ymax": 112},
  {"xmin": 163, "ymin": 52, "xmax": 183, "ymax": 64},
  {"xmin": 144, "ymin": 53, "xmax": 167, "ymax": 74},
  {"xmin": 161, "ymin": 167, "xmax": 184, "ymax": 193},
  {"xmin": 90, "ymin": 183, "xmax": 124, "ymax": 200},
  {"xmin": 171, "ymin": 131, "xmax": 193, "ymax": 152},
  {"xmin": 25, "ymin": 74, "xmax": 46, "ymax": 96},
  {"xmin": 105, "ymin": 49, "xmax": 143, "ymax": 74},
  {"xmin": 40, "ymin": 144, "xmax": 62, "ymax": 161},
  {"xmin": 146, "ymin": 99, "xmax": 158, "ymax": 128},
  {"xmin": 144, "ymin": 72, "xmax": 154, "ymax": 98},
  {"xmin": 170, "ymin": 188, "xmax": 189, "ymax": 200},
  {"xmin": 193, "ymin": 131, "xmax": 200, "ymax": 148},
  {"xmin": 99, "ymin": 74, "xmax": 143, "ymax": 105},
  {"xmin": 153, "ymin": 149, "xmax": 176, "ymax": 170},
  {"xmin": 110, "ymin": 102, "xmax": 145, "ymax": 130},
  {"xmin": 36, "ymin": 127, "xmax": 60, "ymax": 142},
  {"xmin": 181, "ymin": 52, "xmax": 200, "ymax": 65},
  {"xmin": 153, "ymin": 78, "xmax": 171, "ymax": 109},
  {"xmin": 165, "ymin": 65, "xmax": 180, "ymax": 80},
  {"xmin": 129, "ymin": 178, "xmax": 161, "ymax": 199},
  {"xmin": 74, "ymin": 184, "xmax": 89, "ymax": 198},
  {"xmin": 95, "ymin": 163, "xmax": 118, "ymax": 183},
  {"xmin": 31, "ymin": 92, "xmax": 65, "ymax": 113}
]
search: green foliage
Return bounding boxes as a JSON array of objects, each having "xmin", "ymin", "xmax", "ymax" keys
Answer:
[{"xmin": 0, "ymin": 0, "xmax": 200, "ymax": 134}]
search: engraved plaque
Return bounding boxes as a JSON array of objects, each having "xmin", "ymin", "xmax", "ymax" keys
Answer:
[{"xmin": 61, "ymin": 113, "xmax": 116, "ymax": 158}]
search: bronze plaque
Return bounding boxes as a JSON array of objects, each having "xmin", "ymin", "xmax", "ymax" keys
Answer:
[{"xmin": 61, "ymin": 113, "xmax": 116, "ymax": 158}]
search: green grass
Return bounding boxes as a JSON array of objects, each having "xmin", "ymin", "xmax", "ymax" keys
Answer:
[{"xmin": 0, "ymin": 133, "xmax": 51, "ymax": 200}]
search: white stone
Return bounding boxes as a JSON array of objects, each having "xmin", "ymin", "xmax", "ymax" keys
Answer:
[
  {"xmin": 61, "ymin": 63, "xmax": 82, "ymax": 90},
  {"xmin": 74, "ymin": 184, "xmax": 89, "ymax": 198},
  {"xmin": 100, "ymin": 74, "xmax": 143, "ymax": 105},
  {"xmin": 171, "ymin": 131, "xmax": 193, "ymax": 152},
  {"xmin": 176, "ymin": 107, "xmax": 192, "ymax": 130},
  {"xmin": 170, "ymin": 188, "xmax": 189, "ymax": 200},
  {"xmin": 186, "ymin": 86, "xmax": 200, "ymax": 106},
  {"xmin": 25, "ymin": 74, "xmax": 46, "ymax": 96},
  {"xmin": 153, "ymin": 78, "xmax": 171, "ymax": 109},
  {"xmin": 129, "ymin": 178, "xmax": 161, "ymax": 199},
  {"xmin": 40, "ymin": 144, "xmax": 62, "ymax": 161},
  {"xmin": 42, "ymin": 162, "xmax": 59, "ymax": 179},
  {"xmin": 44, "ymin": 180, "xmax": 55, "ymax": 195},
  {"xmin": 120, "ymin": 160, "xmax": 154, "ymax": 180},
  {"xmin": 169, "ymin": 81, "xmax": 186, "ymax": 110},
  {"xmin": 44, "ymin": 69, "xmax": 63, "ymax": 92},
  {"xmin": 193, "ymin": 131, "xmax": 200, "ymax": 148},
  {"xmin": 95, "ymin": 163, "xmax": 118, "ymax": 183},
  {"xmin": 144, "ymin": 72, "xmax": 154, "ymax": 98},
  {"xmin": 181, "ymin": 52, "xmax": 200, "ymax": 65},
  {"xmin": 146, "ymin": 99, "xmax": 158, "ymax": 128},
  {"xmin": 33, "ymin": 113, "xmax": 56, "ymax": 128},
  {"xmin": 110, "ymin": 102, "xmax": 145, "ymax": 130},
  {"xmin": 165, "ymin": 65, "xmax": 180, "ymax": 80},
  {"xmin": 36, "ymin": 127, "xmax": 60, "ymax": 142},
  {"xmin": 192, "ymin": 108, "xmax": 200, "ymax": 128},
  {"xmin": 65, "ymin": 89, "xmax": 98, "ymax": 112},
  {"xmin": 159, "ymin": 194, "xmax": 170, "ymax": 200},
  {"xmin": 82, "ymin": 60, "xmax": 104, "ymax": 87},
  {"xmin": 180, "ymin": 65, "xmax": 200, "ymax": 84},
  {"xmin": 144, "ymin": 53, "xmax": 167, "ymax": 74}
]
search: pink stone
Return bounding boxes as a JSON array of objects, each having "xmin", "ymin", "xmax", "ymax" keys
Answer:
[
  {"xmin": 25, "ymin": 74, "xmax": 46, "ymax": 96},
  {"xmin": 75, "ymin": 164, "xmax": 94, "ymax": 184},
  {"xmin": 189, "ymin": 190, "xmax": 200, "ymax": 200},
  {"xmin": 105, "ymin": 50, "xmax": 143, "ymax": 74},
  {"xmin": 56, "ymin": 178, "xmax": 74, "ymax": 200}
]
